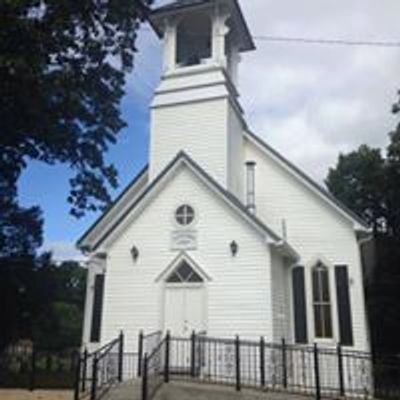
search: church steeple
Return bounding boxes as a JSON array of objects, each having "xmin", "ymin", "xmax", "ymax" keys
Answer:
[
  {"xmin": 148, "ymin": 0, "xmax": 255, "ymax": 196},
  {"xmin": 150, "ymin": 0, "xmax": 255, "ymax": 84}
]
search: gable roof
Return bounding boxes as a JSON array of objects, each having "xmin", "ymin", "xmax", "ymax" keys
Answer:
[
  {"xmin": 78, "ymin": 151, "xmax": 297, "ymax": 259},
  {"xmin": 77, "ymin": 165, "xmax": 148, "ymax": 249},
  {"xmin": 244, "ymin": 130, "xmax": 370, "ymax": 231}
]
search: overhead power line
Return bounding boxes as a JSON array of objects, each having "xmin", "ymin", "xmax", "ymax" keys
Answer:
[
  {"xmin": 252, "ymin": 35, "xmax": 400, "ymax": 48},
  {"xmin": 141, "ymin": 26, "xmax": 400, "ymax": 48}
]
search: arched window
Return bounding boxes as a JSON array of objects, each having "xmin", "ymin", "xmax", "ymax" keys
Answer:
[
  {"xmin": 176, "ymin": 14, "xmax": 212, "ymax": 67},
  {"xmin": 312, "ymin": 262, "xmax": 333, "ymax": 338},
  {"xmin": 166, "ymin": 260, "xmax": 203, "ymax": 283}
]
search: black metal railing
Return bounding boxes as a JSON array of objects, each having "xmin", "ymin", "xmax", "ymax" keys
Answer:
[
  {"xmin": 137, "ymin": 330, "xmax": 162, "ymax": 378},
  {"xmin": 141, "ymin": 335, "xmax": 167, "ymax": 400},
  {"xmin": 0, "ymin": 344, "xmax": 78, "ymax": 390},
  {"xmin": 74, "ymin": 332, "xmax": 124, "ymax": 400},
  {"xmin": 140, "ymin": 331, "xmax": 400, "ymax": 400}
]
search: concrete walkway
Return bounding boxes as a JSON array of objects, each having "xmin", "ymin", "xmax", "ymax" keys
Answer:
[
  {"xmin": 102, "ymin": 380, "xmax": 142, "ymax": 400},
  {"xmin": 156, "ymin": 381, "xmax": 313, "ymax": 400},
  {"xmin": 102, "ymin": 379, "xmax": 313, "ymax": 400}
]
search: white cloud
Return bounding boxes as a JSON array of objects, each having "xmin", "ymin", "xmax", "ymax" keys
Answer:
[
  {"xmin": 41, "ymin": 241, "xmax": 86, "ymax": 263},
  {"xmin": 131, "ymin": 0, "xmax": 400, "ymax": 183},
  {"xmin": 239, "ymin": 0, "xmax": 400, "ymax": 182}
]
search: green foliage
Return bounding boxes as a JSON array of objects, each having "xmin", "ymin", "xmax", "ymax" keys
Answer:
[
  {"xmin": 0, "ymin": 0, "xmax": 152, "ymax": 218},
  {"xmin": 0, "ymin": 0, "xmax": 152, "ymax": 258},
  {"xmin": 0, "ymin": 184, "xmax": 43, "ymax": 257},
  {"xmin": 326, "ymin": 91, "xmax": 400, "ymax": 238},
  {"xmin": 0, "ymin": 256, "xmax": 87, "ymax": 350},
  {"xmin": 326, "ymin": 91, "xmax": 400, "ymax": 354},
  {"xmin": 326, "ymin": 145, "xmax": 385, "ymax": 233},
  {"xmin": 386, "ymin": 103, "xmax": 400, "ymax": 238}
]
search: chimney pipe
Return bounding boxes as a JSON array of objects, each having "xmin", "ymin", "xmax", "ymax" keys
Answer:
[{"xmin": 245, "ymin": 161, "xmax": 256, "ymax": 214}]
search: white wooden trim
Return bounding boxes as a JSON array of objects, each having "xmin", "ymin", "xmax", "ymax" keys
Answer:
[{"xmin": 155, "ymin": 251, "xmax": 212, "ymax": 283}]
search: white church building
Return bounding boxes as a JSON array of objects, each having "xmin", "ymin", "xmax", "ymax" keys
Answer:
[{"xmin": 78, "ymin": 0, "xmax": 371, "ymax": 356}]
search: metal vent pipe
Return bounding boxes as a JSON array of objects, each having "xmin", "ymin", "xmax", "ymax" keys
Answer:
[{"xmin": 245, "ymin": 161, "xmax": 256, "ymax": 214}]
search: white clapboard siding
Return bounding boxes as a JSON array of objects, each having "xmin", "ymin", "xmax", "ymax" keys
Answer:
[
  {"xmin": 244, "ymin": 137, "xmax": 369, "ymax": 351},
  {"xmin": 100, "ymin": 165, "xmax": 273, "ymax": 351},
  {"xmin": 150, "ymin": 98, "xmax": 229, "ymax": 186}
]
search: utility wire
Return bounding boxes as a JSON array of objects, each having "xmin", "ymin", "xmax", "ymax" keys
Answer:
[
  {"xmin": 141, "ymin": 26, "xmax": 400, "ymax": 48},
  {"xmin": 252, "ymin": 35, "xmax": 400, "ymax": 48}
]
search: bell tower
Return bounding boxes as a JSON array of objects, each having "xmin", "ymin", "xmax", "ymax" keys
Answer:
[{"xmin": 149, "ymin": 0, "xmax": 255, "ymax": 196}]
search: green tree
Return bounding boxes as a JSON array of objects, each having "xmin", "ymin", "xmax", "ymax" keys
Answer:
[
  {"xmin": 0, "ymin": 0, "xmax": 152, "ymax": 256},
  {"xmin": 386, "ymin": 93, "xmax": 400, "ymax": 237},
  {"xmin": 0, "ymin": 256, "xmax": 87, "ymax": 350},
  {"xmin": 0, "ymin": 184, "xmax": 43, "ymax": 257},
  {"xmin": 33, "ymin": 260, "xmax": 87, "ymax": 349},
  {"xmin": 326, "ymin": 91, "xmax": 400, "ymax": 354},
  {"xmin": 326, "ymin": 145, "xmax": 386, "ymax": 234}
]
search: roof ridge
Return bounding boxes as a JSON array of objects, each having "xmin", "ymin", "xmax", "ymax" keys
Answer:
[
  {"xmin": 244, "ymin": 130, "xmax": 370, "ymax": 230},
  {"xmin": 82, "ymin": 151, "xmax": 296, "ymax": 254}
]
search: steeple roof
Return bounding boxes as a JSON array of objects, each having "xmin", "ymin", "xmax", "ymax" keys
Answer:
[{"xmin": 150, "ymin": 0, "xmax": 255, "ymax": 52}]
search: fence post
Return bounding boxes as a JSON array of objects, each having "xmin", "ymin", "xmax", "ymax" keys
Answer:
[
  {"xmin": 142, "ymin": 354, "xmax": 148, "ymax": 400},
  {"xmin": 235, "ymin": 335, "xmax": 241, "ymax": 392},
  {"xmin": 29, "ymin": 345, "xmax": 36, "ymax": 391},
  {"xmin": 81, "ymin": 348, "xmax": 88, "ymax": 392},
  {"xmin": 91, "ymin": 354, "xmax": 98, "ymax": 400},
  {"xmin": 337, "ymin": 344, "xmax": 345, "ymax": 397},
  {"xmin": 74, "ymin": 353, "xmax": 82, "ymax": 400},
  {"xmin": 118, "ymin": 331, "xmax": 124, "ymax": 382},
  {"xmin": 164, "ymin": 331, "xmax": 170, "ymax": 383},
  {"xmin": 314, "ymin": 343, "xmax": 321, "ymax": 400},
  {"xmin": 138, "ymin": 331, "xmax": 144, "ymax": 377},
  {"xmin": 190, "ymin": 331, "xmax": 196, "ymax": 378},
  {"xmin": 260, "ymin": 337, "xmax": 265, "ymax": 387},
  {"xmin": 282, "ymin": 338, "xmax": 288, "ymax": 389}
]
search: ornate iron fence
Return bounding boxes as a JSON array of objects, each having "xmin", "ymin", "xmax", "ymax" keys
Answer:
[
  {"xmin": 140, "ymin": 332, "xmax": 400, "ymax": 400},
  {"xmin": 0, "ymin": 343, "xmax": 78, "ymax": 390}
]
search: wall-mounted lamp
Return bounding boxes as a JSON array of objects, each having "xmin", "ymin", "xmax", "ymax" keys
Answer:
[
  {"xmin": 230, "ymin": 241, "xmax": 239, "ymax": 257},
  {"xmin": 130, "ymin": 246, "xmax": 139, "ymax": 263}
]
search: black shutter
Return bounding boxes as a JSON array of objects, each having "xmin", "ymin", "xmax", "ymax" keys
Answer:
[
  {"xmin": 335, "ymin": 265, "xmax": 354, "ymax": 346},
  {"xmin": 90, "ymin": 274, "xmax": 105, "ymax": 343},
  {"xmin": 292, "ymin": 266, "xmax": 308, "ymax": 344}
]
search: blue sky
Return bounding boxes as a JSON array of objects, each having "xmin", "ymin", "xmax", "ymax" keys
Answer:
[
  {"xmin": 18, "ymin": 27, "xmax": 162, "ymax": 260},
  {"xmin": 17, "ymin": 0, "xmax": 400, "ymax": 260}
]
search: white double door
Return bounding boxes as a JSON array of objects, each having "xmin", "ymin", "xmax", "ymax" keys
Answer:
[{"xmin": 164, "ymin": 285, "xmax": 205, "ymax": 336}]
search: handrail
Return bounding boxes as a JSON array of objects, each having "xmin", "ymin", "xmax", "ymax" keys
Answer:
[
  {"xmin": 147, "ymin": 338, "xmax": 166, "ymax": 360},
  {"xmin": 74, "ymin": 333, "xmax": 124, "ymax": 400},
  {"xmin": 87, "ymin": 337, "xmax": 119, "ymax": 359},
  {"xmin": 97, "ymin": 339, "xmax": 120, "ymax": 361},
  {"xmin": 143, "ymin": 330, "xmax": 162, "ymax": 340}
]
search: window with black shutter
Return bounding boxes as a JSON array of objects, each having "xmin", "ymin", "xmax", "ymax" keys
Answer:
[
  {"xmin": 90, "ymin": 274, "xmax": 105, "ymax": 343},
  {"xmin": 335, "ymin": 265, "xmax": 354, "ymax": 346},
  {"xmin": 312, "ymin": 262, "xmax": 333, "ymax": 339},
  {"xmin": 292, "ymin": 266, "xmax": 308, "ymax": 344}
]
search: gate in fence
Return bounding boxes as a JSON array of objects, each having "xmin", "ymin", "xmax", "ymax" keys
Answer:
[{"xmin": 140, "ymin": 332, "xmax": 400, "ymax": 400}]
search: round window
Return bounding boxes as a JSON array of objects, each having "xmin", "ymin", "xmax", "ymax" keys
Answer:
[{"xmin": 175, "ymin": 204, "xmax": 195, "ymax": 226}]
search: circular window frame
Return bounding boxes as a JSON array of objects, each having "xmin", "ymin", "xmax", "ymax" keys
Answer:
[{"xmin": 173, "ymin": 204, "xmax": 197, "ymax": 228}]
